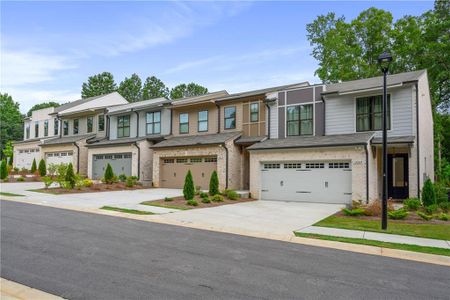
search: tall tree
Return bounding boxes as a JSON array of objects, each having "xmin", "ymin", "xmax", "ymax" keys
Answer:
[
  {"xmin": 81, "ymin": 72, "xmax": 117, "ymax": 98},
  {"xmin": 118, "ymin": 73, "xmax": 142, "ymax": 102},
  {"xmin": 0, "ymin": 93, "xmax": 23, "ymax": 157},
  {"xmin": 142, "ymin": 76, "xmax": 169, "ymax": 100},
  {"xmin": 170, "ymin": 83, "xmax": 208, "ymax": 100},
  {"xmin": 27, "ymin": 101, "xmax": 60, "ymax": 117}
]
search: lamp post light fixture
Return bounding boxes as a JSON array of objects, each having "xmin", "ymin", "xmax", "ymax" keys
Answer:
[{"xmin": 378, "ymin": 51, "xmax": 393, "ymax": 230}]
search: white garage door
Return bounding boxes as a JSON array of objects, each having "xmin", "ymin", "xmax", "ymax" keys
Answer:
[
  {"xmin": 46, "ymin": 151, "xmax": 73, "ymax": 166},
  {"xmin": 15, "ymin": 148, "xmax": 40, "ymax": 170},
  {"xmin": 261, "ymin": 161, "xmax": 352, "ymax": 204}
]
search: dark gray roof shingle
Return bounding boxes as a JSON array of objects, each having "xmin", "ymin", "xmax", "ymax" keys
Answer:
[
  {"xmin": 152, "ymin": 132, "xmax": 240, "ymax": 148},
  {"xmin": 235, "ymin": 136, "xmax": 267, "ymax": 145},
  {"xmin": 247, "ymin": 132, "xmax": 375, "ymax": 150},
  {"xmin": 86, "ymin": 136, "xmax": 164, "ymax": 147},
  {"xmin": 372, "ymin": 136, "xmax": 415, "ymax": 144},
  {"xmin": 41, "ymin": 134, "xmax": 96, "ymax": 146}
]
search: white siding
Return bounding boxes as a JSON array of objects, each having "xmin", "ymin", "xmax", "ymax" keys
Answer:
[{"xmin": 269, "ymin": 102, "xmax": 278, "ymax": 139}]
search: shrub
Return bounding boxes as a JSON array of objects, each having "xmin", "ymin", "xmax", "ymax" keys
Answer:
[
  {"xmin": 13, "ymin": 167, "xmax": 19, "ymax": 173},
  {"xmin": 352, "ymin": 200, "xmax": 363, "ymax": 209},
  {"xmin": 424, "ymin": 204, "xmax": 439, "ymax": 215},
  {"xmin": 226, "ymin": 190, "xmax": 239, "ymax": 200},
  {"xmin": 421, "ymin": 179, "xmax": 436, "ymax": 207},
  {"xmin": 164, "ymin": 197, "xmax": 173, "ymax": 202},
  {"xmin": 211, "ymin": 194, "xmax": 224, "ymax": 202},
  {"xmin": 104, "ymin": 163, "xmax": 115, "ymax": 184},
  {"xmin": 342, "ymin": 208, "xmax": 365, "ymax": 216},
  {"xmin": 186, "ymin": 199, "xmax": 198, "ymax": 206},
  {"xmin": 183, "ymin": 170, "xmax": 195, "ymax": 200},
  {"xmin": 0, "ymin": 160, "xmax": 7, "ymax": 180},
  {"xmin": 17, "ymin": 176, "xmax": 25, "ymax": 182},
  {"xmin": 417, "ymin": 211, "xmax": 433, "ymax": 221},
  {"xmin": 439, "ymin": 201, "xmax": 449, "ymax": 213},
  {"xmin": 38, "ymin": 159, "xmax": 46, "ymax": 176},
  {"xmin": 74, "ymin": 174, "xmax": 84, "ymax": 190},
  {"xmin": 403, "ymin": 198, "xmax": 421, "ymax": 211},
  {"xmin": 42, "ymin": 176, "xmax": 53, "ymax": 188},
  {"xmin": 82, "ymin": 179, "xmax": 93, "ymax": 187},
  {"xmin": 118, "ymin": 174, "xmax": 127, "ymax": 182},
  {"xmin": 56, "ymin": 163, "xmax": 68, "ymax": 185},
  {"xmin": 31, "ymin": 158, "xmax": 37, "ymax": 173},
  {"xmin": 434, "ymin": 182, "xmax": 448, "ymax": 204},
  {"xmin": 47, "ymin": 163, "xmax": 58, "ymax": 176},
  {"xmin": 199, "ymin": 191, "xmax": 209, "ymax": 198},
  {"xmin": 388, "ymin": 209, "xmax": 408, "ymax": 220},
  {"xmin": 65, "ymin": 163, "xmax": 76, "ymax": 189},
  {"xmin": 438, "ymin": 213, "xmax": 449, "ymax": 221},
  {"xmin": 209, "ymin": 171, "xmax": 219, "ymax": 196},
  {"xmin": 363, "ymin": 200, "xmax": 394, "ymax": 216},
  {"xmin": 201, "ymin": 197, "xmax": 211, "ymax": 204},
  {"xmin": 125, "ymin": 176, "xmax": 138, "ymax": 187}
]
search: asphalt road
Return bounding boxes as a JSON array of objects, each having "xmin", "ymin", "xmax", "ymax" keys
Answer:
[{"xmin": 1, "ymin": 201, "xmax": 449, "ymax": 300}]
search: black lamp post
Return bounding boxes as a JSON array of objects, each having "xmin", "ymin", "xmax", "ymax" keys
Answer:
[{"xmin": 378, "ymin": 51, "xmax": 393, "ymax": 230}]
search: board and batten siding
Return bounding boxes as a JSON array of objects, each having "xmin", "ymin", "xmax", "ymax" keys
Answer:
[{"xmin": 325, "ymin": 86, "xmax": 414, "ymax": 137}]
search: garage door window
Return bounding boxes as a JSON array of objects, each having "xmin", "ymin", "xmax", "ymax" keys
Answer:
[
  {"xmin": 176, "ymin": 158, "xmax": 188, "ymax": 163},
  {"xmin": 284, "ymin": 163, "xmax": 302, "ymax": 169},
  {"xmin": 305, "ymin": 163, "xmax": 324, "ymax": 169},
  {"xmin": 118, "ymin": 115, "xmax": 130, "ymax": 138},
  {"xmin": 146, "ymin": 112, "xmax": 161, "ymax": 135},
  {"xmin": 287, "ymin": 104, "xmax": 313, "ymax": 136},
  {"xmin": 204, "ymin": 157, "xmax": 217, "ymax": 162},
  {"xmin": 263, "ymin": 163, "xmax": 280, "ymax": 169},
  {"xmin": 329, "ymin": 162, "xmax": 350, "ymax": 169}
]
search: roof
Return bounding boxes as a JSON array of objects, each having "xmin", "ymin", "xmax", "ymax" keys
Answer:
[
  {"xmin": 372, "ymin": 136, "xmax": 415, "ymax": 145},
  {"xmin": 152, "ymin": 132, "xmax": 241, "ymax": 149},
  {"xmin": 170, "ymin": 91, "xmax": 229, "ymax": 106},
  {"xmin": 12, "ymin": 138, "xmax": 42, "ymax": 145},
  {"xmin": 52, "ymin": 94, "xmax": 105, "ymax": 114},
  {"xmin": 86, "ymin": 136, "xmax": 164, "ymax": 148},
  {"xmin": 215, "ymin": 81, "xmax": 310, "ymax": 102},
  {"xmin": 235, "ymin": 136, "xmax": 267, "ymax": 145},
  {"xmin": 247, "ymin": 132, "xmax": 375, "ymax": 151},
  {"xmin": 40, "ymin": 134, "xmax": 96, "ymax": 146},
  {"xmin": 107, "ymin": 97, "xmax": 170, "ymax": 114},
  {"xmin": 323, "ymin": 70, "xmax": 426, "ymax": 95}
]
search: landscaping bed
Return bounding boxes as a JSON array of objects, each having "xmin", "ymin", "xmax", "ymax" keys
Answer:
[
  {"xmin": 141, "ymin": 194, "xmax": 255, "ymax": 210},
  {"xmin": 1, "ymin": 175, "xmax": 41, "ymax": 183},
  {"xmin": 31, "ymin": 182, "xmax": 147, "ymax": 194}
]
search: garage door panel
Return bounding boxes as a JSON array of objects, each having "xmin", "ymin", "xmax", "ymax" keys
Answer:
[
  {"xmin": 92, "ymin": 153, "xmax": 131, "ymax": 179},
  {"xmin": 46, "ymin": 152, "xmax": 73, "ymax": 166},
  {"xmin": 160, "ymin": 157, "xmax": 217, "ymax": 189}
]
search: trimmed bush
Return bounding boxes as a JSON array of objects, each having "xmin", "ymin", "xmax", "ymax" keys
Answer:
[
  {"xmin": 226, "ymin": 190, "xmax": 239, "ymax": 200},
  {"xmin": 439, "ymin": 201, "xmax": 449, "ymax": 213},
  {"xmin": 31, "ymin": 158, "xmax": 37, "ymax": 173},
  {"xmin": 417, "ymin": 211, "xmax": 432, "ymax": 221},
  {"xmin": 388, "ymin": 209, "xmax": 408, "ymax": 220},
  {"xmin": 65, "ymin": 163, "xmax": 76, "ymax": 189},
  {"xmin": 183, "ymin": 170, "xmax": 195, "ymax": 200},
  {"xmin": 211, "ymin": 194, "xmax": 224, "ymax": 202},
  {"xmin": 186, "ymin": 199, "xmax": 198, "ymax": 206},
  {"xmin": 125, "ymin": 176, "xmax": 137, "ymax": 187},
  {"xmin": 421, "ymin": 179, "xmax": 436, "ymax": 207},
  {"xmin": 403, "ymin": 198, "xmax": 421, "ymax": 211},
  {"xmin": 118, "ymin": 174, "xmax": 127, "ymax": 182},
  {"xmin": 209, "ymin": 171, "xmax": 219, "ymax": 196},
  {"xmin": 38, "ymin": 159, "xmax": 46, "ymax": 176},
  {"xmin": 201, "ymin": 197, "xmax": 211, "ymax": 204},
  {"xmin": 424, "ymin": 204, "xmax": 439, "ymax": 215},
  {"xmin": 199, "ymin": 191, "xmax": 209, "ymax": 198},
  {"xmin": 0, "ymin": 160, "xmax": 8, "ymax": 180},
  {"xmin": 104, "ymin": 163, "xmax": 115, "ymax": 184},
  {"xmin": 438, "ymin": 213, "xmax": 449, "ymax": 221},
  {"xmin": 82, "ymin": 179, "xmax": 93, "ymax": 187},
  {"xmin": 342, "ymin": 208, "xmax": 365, "ymax": 216},
  {"xmin": 17, "ymin": 176, "xmax": 25, "ymax": 182},
  {"xmin": 164, "ymin": 197, "xmax": 173, "ymax": 202}
]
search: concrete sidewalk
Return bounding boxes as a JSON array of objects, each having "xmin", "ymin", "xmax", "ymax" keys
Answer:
[
  {"xmin": 298, "ymin": 226, "xmax": 450, "ymax": 249},
  {"xmin": 1, "ymin": 278, "xmax": 63, "ymax": 299}
]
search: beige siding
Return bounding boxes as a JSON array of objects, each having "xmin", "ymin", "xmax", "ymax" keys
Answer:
[{"xmin": 172, "ymin": 103, "xmax": 219, "ymax": 136}]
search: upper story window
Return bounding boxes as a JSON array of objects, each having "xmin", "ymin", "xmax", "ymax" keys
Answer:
[
  {"xmin": 179, "ymin": 113, "xmax": 189, "ymax": 134},
  {"xmin": 198, "ymin": 110, "xmax": 208, "ymax": 132},
  {"xmin": 117, "ymin": 115, "xmax": 130, "ymax": 138},
  {"xmin": 87, "ymin": 116, "xmax": 93, "ymax": 133},
  {"xmin": 98, "ymin": 115, "xmax": 105, "ymax": 131},
  {"xmin": 356, "ymin": 95, "xmax": 391, "ymax": 131},
  {"xmin": 26, "ymin": 123, "xmax": 30, "ymax": 139},
  {"xmin": 146, "ymin": 111, "xmax": 161, "ymax": 135},
  {"xmin": 287, "ymin": 104, "xmax": 313, "ymax": 136},
  {"xmin": 63, "ymin": 120, "xmax": 69, "ymax": 136},
  {"xmin": 54, "ymin": 119, "xmax": 59, "ymax": 135},
  {"xmin": 34, "ymin": 121, "xmax": 39, "ymax": 138},
  {"xmin": 250, "ymin": 103, "xmax": 259, "ymax": 122},
  {"xmin": 44, "ymin": 120, "xmax": 49, "ymax": 137},
  {"xmin": 224, "ymin": 106, "xmax": 236, "ymax": 129},
  {"xmin": 73, "ymin": 119, "xmax": 79, "ymax": 135}
]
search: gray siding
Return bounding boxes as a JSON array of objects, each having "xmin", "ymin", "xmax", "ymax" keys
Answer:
[
  {"xmin": 109, "ymin": 113, "xmax": 138, "ymax": 139},
  {"xmin": 137, "ymin": 108, "xmax": 171, "ymax": 137},
  {"xmin": 286, "ymin": 89, "xmax": 313, "ymax": 105},
  {"xmin": 278, "ymin": 107, "xmax": 285, "ymax": 138},
  {"xmin": 315, "ymin": 102, "xmax": 325, "ymax": 136}
]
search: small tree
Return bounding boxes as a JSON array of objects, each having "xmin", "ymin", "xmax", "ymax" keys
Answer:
[
  {"xmin": 104, "ymin": 163, "xmax": 115, "ymax": 184},
  {"xmin": 183, "ymin": 170, "xmax": 195, "ymax": 200},
  {"xmin": 38, "ymin": 159, "xmax": 46, "ymax": 176},
  {"xmin": 65, "ymin": 163, "xmax": 76, "ymax": 189},
  {"xmin": 209, "ymin": 170, "xmax": 219, "ymax": 196},
  {"xmin": 31, "ymin": 158, "xmax": 37, "ymax": 173},
  {"xmin": 0, "ymin": 160, "xmax": 8, "ymax": 180},
  {"xmin": 421, "ymin": 179, "xmax": 436, "ymax": 207}
]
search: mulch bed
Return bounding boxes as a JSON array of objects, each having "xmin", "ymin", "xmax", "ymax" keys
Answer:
[
  {"xmin": 334, "ymin": 210, "xmax": 449, "ymax": 225},
  {"xmin": 142, "ymin": 194, "xmax": 255, "ymax": 210},
  {"xmin": 2, "ymin": 175, "xmax": 42, "ymax": 183},
  {"xmin": 32, "ymin": 182, "xmax": 147, "ymax": 194}
]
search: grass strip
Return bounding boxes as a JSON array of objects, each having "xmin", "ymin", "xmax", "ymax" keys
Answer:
[
  {"xmin": 27, "ymin": 189, "xmax": 60, "ymax": 195},
  {"xmin": 0, "ymin": 192, "xmax": 25, "ymax": 197},
  {"xmin": 294, "ymin": 232, "xmax": 450, "ymax": 257},
  {"xmin": 101, "ymin": 206, "xmax": 154, "ymax": 215},
  {"xmin": 140, "ymin": 201, "xmax": 191, "ymax": 210}
]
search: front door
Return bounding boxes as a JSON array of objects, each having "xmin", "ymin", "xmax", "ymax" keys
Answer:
[{"xmin": 388, "ymin": 154, "xmax": 409, "ymax": 199}]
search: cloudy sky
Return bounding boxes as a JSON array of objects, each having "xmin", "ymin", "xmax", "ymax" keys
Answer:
[{"xmin": 1, "ymin": 1, "xmax": 433, "ymax": 113}]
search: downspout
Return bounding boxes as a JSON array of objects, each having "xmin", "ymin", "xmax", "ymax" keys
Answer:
[
  {"xmin": 58, "ymin": 116, "xmax": 62, "ymax": 138},
  {"xmin": 415, "ymin": 82, "xmax": 420, "ymax": 198},
  {"xmin": 133, "ymin": 110, "xmax": 139, "ymax": 137},
  {"xmin": 265, "ymin": 103, "xmax": 271, "ymax": 139},
  {"xmin": 169, "ymin": 109, "xmax": 173, "ymax": 135},
  {"xmin": 365, "ymin": 144, "xmax": 369, "ymax": 204},
  {"xmin": 134, "ymin": 142, "xmax": 141, "ymax": 180},
  {"xmin": 216, "ymin": 104, "xmax": 221, "ymax": 133},
  {"xmin": 73, "ymin": 142, "xmax": 80, "ymax": 173},
  {"xmin": 106, "ymin": 115, "xmax": 110, "ymax": 139},
  {"xmin": 222, "ymin": 142, "xmax": 229, "ymax": 189}
]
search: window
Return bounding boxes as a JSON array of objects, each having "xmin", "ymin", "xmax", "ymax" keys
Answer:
[
  {"xmin": 54, "ymin": 119, "xmax": 59, "ymax": 135},
  {"xmin": 87, "ymin": 116, "xmax": 93, "ymax": 133},
  {"xmin": 204, "ymin": 157, "xmax": 217, "ymax": 163},
  {"xmin": 123, "ymin": 153, "xmax": 131, "ymax": 158},
  {"xmin": 329, "ymin": 162, "xmax": 350, "ymax": 169},
  {"xmin": 117, "ymin": 115, "xmax": 130, "ymax": 138},
  {"xmin": 224, "ymin": 106, "xmax": 236, "ymax": 129},
  {"xmin": 356, "ymin": 95, "xmax": 391, "ymax": 131},
  {"xmin": 163, "ymin": 159, "xmax": 174, "ymax": 164},
  {"xmin": 263, "ymin": 163, "xmax": 280, "ymax": 169},
  {"xmin": 114, "ymin": 154, "xmax": 123, "ymax": 159},
  {"xmin": 284, "ymin": 163, "xmax": 302, "ymax": 169},
  {"xmin": 98, "ymin": 115, "xmax": 105, "ymax": 131},
  {"xmin": 305, "ymin": 163, "xmax": 324, "ymax": 169},
  {"xmin": 176, "ymin": 158, "xmax": 188, "ymax": 163},
  {"xmin": 34, "ymin": 121, "xmax": 39, "ymax": 138},
  {"xmin": 287, "ymin": 104, "xmax": 313, "ymax": 136},
  {"xmin": 179, "ymin": 113, "xmax": 189, "ymax": 134},
  {"xmin": 190, "ymin": 157, "xmax": 203, "ymax": 163},
  {"xmin": 26, "ymin": 124, "xmax": 30, "ymax": 139},
  {"xmin": 250, "ymin": 103, "xmax": 259, "ymax": 122},
  {"xmin": 146, "ymin": 111, "xmax": 161, "ymax": 135},
  {"xmin": 104, "ymin": 154, "xmax": 113, "ymax": 159},
  {"xmin": 63, "ymin": 120, "xmax": 69, "ymax": 136},
  {"xmin": 73, "ymin": 119, "xmax": 79, "ymax": 135},
  {"xmin": 44, "ymin": 120, "xmax": 48, "ymax": 137},
  {"xmin": 198, "ymin": 110, "xmax": 208, "ymax": 132}
]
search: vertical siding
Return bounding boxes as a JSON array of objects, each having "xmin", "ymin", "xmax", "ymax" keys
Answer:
[
  {"xmin": 269, "ymin": 102, "xmax": 278, "ymax": 139},
  {"xmin": 278, "ymin": 107, "xmax": 285, "ymax": 138}
]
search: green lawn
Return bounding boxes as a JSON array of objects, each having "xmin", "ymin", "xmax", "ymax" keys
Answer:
[
  {"xmin": 294, "ymin": 232, "xmax": 450, "ymax": 257},
  {"xmin": 101, "ymin": 206, "xmax": 154, "ymax": 215},
  {"xmin": 0, "ymin": 192, "xmax": 25, "ymax": 197},
  {"xmin": 140, "ymin": 201, "xmax": 191, "ymax": 210},
  {"xmin": 314, "ymin": 215, "xmax": 450, "ymax": 240}
]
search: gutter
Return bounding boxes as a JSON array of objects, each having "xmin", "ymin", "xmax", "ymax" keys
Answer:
[
  {"xmin": 415, "ymin": 82, "xmax": 420, "ymax": 198},
  {"xmin": 134, "ymin": 141, "xmax": 141, "ymax": 180},
  {"xmin": 106, "ymin": 115, "xmax": 110, "ymax": 139},
  {"xmin": 216, "ymin": 103, "xmax": 221, "ymax": 133},
  {"xmin": 365, "ymin": 144, "xmax": 369, "ymax": 204},
  {"xmin": 247, "ymin": 142, "xmax": 370, "ymax": 152},
  {"xmin": 265, "ymin": 102, "xmax": 271, "ymax": 139},
  {"xmin": 133, "ymin": 110, "xmax": 139, "ymax": 137},
  {"xmin": 73, "ymin": 142, "xmax": 80, "ymax": 173}
]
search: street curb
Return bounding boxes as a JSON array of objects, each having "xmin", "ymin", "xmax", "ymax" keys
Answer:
[
  {"xmin": 1, "ymin": 278, "xmax": 64, "ymax": 300},
  {"xmin": 2, "ymin": 198, "xmax": 450, "ymax": 267}
]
